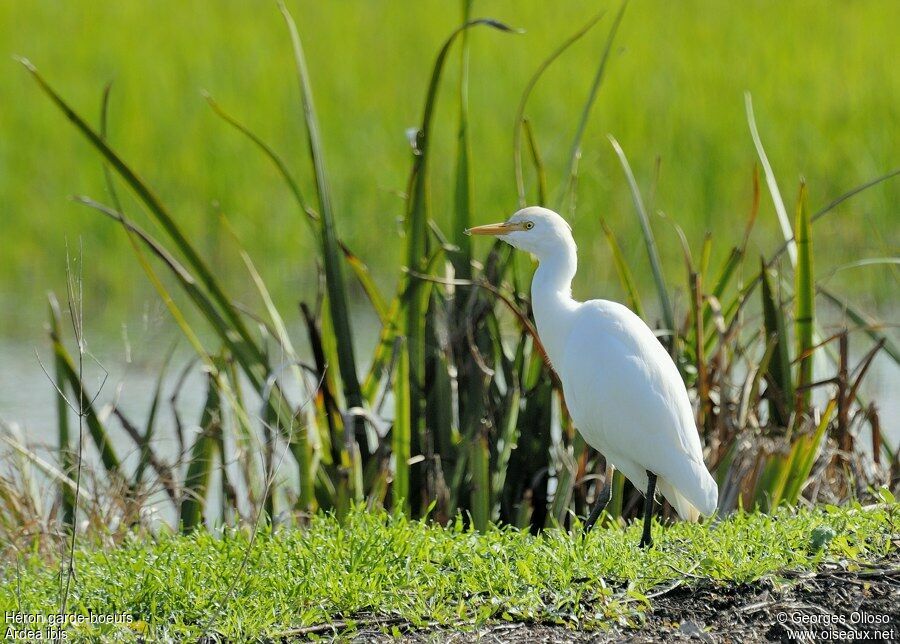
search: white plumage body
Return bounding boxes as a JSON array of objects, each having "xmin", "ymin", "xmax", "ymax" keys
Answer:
[
  {"xmin": 468, "ymin": 206, "xmax": 718, "ymax": 522},
  {"xmin": 552, "ymin": 299, "xmax": 718, "ymax": 520}
]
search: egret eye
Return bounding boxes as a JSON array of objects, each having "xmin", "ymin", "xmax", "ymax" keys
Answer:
[{"xmin": 524, "ymin": 222, "xmax": 534, "ymax": 230}]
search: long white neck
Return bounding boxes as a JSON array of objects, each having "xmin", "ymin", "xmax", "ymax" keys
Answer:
[{"xmin": 531, "ymin": 240, "xmax": 579, "ymax": 369}]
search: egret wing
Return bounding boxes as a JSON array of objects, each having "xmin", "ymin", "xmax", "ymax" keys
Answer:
[{"xmin": 559, "ymin": 300, "xmax": 717, "ymax": 515}]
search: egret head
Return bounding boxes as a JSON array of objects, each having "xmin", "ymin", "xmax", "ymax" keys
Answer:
[{"xmin": 465, "ymin": 206, "xmax": 574, "ymax": 260}]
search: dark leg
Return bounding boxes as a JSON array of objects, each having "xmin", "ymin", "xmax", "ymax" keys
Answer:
[
  {"xmin": 639, "ymin": 471, "xmax": 657, "ymax": 549},
  {"xmin": 583, "ymin": 480, "xmax": 612, "ymax": 534}
]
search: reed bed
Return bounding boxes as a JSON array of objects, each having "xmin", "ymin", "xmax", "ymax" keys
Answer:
[{"xmin": 1, "ymin": 1, "xmax": 897, "ymax": 561}]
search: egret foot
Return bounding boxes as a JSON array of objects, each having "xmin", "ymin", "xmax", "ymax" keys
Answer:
[
  {"xmin": 639, "ymin": 471, "xmax": 657, "ymax": 549},
  {"xmin": 583, "ymin": 480, "xmax": 612, "ymax": 535}
]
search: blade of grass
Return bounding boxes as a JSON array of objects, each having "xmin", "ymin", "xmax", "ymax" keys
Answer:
[
  {"xmin": 703, "ymin": 247, "xmax": 742, "ymax": 339},
  {"xmin": 219, "ymin": 213, "xmax": 305, "ymax": 370},
  {"xmin": 491, "ymin": 383, "xmax": 521, "ymax": 521},
  {"xmin": 19, "ymin": 59, "xmax": 262, "ymax": 367},
  {"xmin": 203, "ymin": 92, "xmax": 319, "ymax": 232},
  {"xmin": 470, "ymin": 426, "xmax": 490, "ymax": 531},
  {"xmin": 745, "ymin": 91, "xmax": 795, "ymax": 265},
  {"xmin": 425, "ymin": 291, "xmax": 456, "ymax": 512},
  {"xmin": 509, "ymin": 375, "xmax": 553, "ymax": 532},
  {"xmin": 522, "ymin": 119, "xmax": 548, "ymax": 206},
  {"xmin": 180, "ymin": 373, "xmax": 222, "ymax": 532},
  {"xmin": 513, "ymin": 7, "xmax": 606, "ymax": 206},
  {"xmin": 451, "ymin": 0, "xmax": 475, "ymax": 279},
  {"xmin": 699, "ymin": 233, "xmax": 713, "ymax": 281},
  {"xmin": 404, "ymin": 13, "xmax": 518, "ymax": 339},
  {"xmin": 362, "ymin": 297, "xmax": 401, "ymax": 402},
  {"xmin": 134, "ymin": 342, "xmax": 177, "ymax": 487},
  {"xmin": 49, "ymin": 330, "xmax": 122, "ymax": 476},
  {"xmin": 738, "ymin": 335, "xmax": 778, "ymax": 430},
  {"xmin": 393, "ymin": 338, "xmax": 411, "ymax": 513},
  {"xmin": 0, "ymin": 434, "xmax": 88, "ymax": 502},
  {"xmin": 72, "ymin": 198, "xmax": 227, "ymax": 368},
  {"xmin": 279, "ymin": 2, "xmax": 366, "ymax": 459},
  {"xmin": 608, "ymin": 135, "xmax": 675, "ymax": 333},
  {"xmin": 760, "ymin": 258, "xmax": 793, "ymax": 428},
  {"xmin": 549, "ymin": 430, "xmax": 578, "ymax": 526},
  {"xmin": 96, "ymin": 85, "xmax": 183, "ymax": 499},
  {"xmin": 793, "ymin": 182, "xmax": 815, "ymax": 410},
  {"xmin": 812, "ymin": 167, "xmax": 900, "ymax": 222},
  {"xmin": 783, "ymin": 399, "xmax": 836, "ymax": 505},
  {"xmin": 300, "ymin": 302, "xmax": 345, "ymax": 512},
  {"xmin": 821, "ymin": 257, "xmax": 900, "ymax": 281},
  {"xmin": 762, "ymin": 168, "xmax": 899, "ymax": 290},
  {"xmin": 48, "ymin": 295, "xmax": 74, "ymax": 528},
  {"xmin": 599, "ymin": 217, "xmax": 645, "ymax": 316},
  {"xmin": 607, "ymin": 470, "xmax": 626, "ymax": 520},
  {"xmin": 818, "ymin": 287, "xmax": 899, "ymax": 363},
  {"xmin": 560, "ymin": 1, "xmax": 628, "ymax": 209},
  {"xmin": 341, "ymin": 243, "xmax": 389, "ymax": 324}
]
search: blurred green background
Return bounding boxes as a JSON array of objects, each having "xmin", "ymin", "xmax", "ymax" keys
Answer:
[{"xmin": 1, "ymin": 0, "xmax": 897, "ymax": 337}]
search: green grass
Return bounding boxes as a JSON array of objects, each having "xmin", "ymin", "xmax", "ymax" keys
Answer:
[
  {"xmin": 2, "ymin": 0, "xmax": 898, "ymax": 334},
  {"xmin": 2, "ymin": 502, "xmax": 896, "ymax": 640}
]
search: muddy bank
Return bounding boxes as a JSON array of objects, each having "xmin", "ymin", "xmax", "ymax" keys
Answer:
[{"xmin": 345, "ymin": 554, "xmax": 899, "ymax": 643}]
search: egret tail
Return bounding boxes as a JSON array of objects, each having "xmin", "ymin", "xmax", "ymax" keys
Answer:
[{"xmin": 658, "ymin": 462, "xmax": 718, "ymax": 522}]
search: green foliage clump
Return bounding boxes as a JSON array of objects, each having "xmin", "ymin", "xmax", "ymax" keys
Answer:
[{"xmin": 1, "ymin": 503, "xmax": 895, "ymax": 640}]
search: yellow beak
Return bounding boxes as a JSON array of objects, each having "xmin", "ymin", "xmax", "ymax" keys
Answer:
[{"xmin": 465, "ymin": 221, "xmax": 524, "ymax": 236}]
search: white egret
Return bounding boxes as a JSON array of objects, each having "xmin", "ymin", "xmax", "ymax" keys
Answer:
[{"xmin": 467, "ymin": 206, "xmax": 718, "ymax": 547}]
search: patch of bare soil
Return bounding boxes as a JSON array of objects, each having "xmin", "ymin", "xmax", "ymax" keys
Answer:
[{"xmin": 340, "ymin": 554, "xmax": 899, "ymax": 643}]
